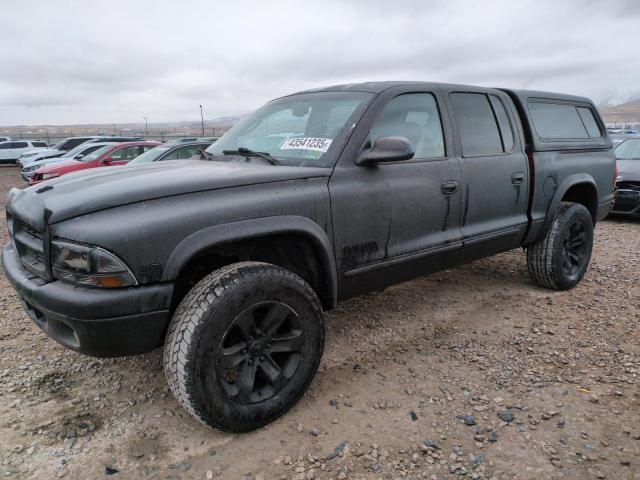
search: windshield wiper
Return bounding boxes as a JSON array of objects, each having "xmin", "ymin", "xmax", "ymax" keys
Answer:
[{"xmin": 222, "ymin": 147, "xmax": 280, "ymax": 165}]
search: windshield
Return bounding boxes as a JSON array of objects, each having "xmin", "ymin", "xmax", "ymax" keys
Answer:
[
  {"xmin": 127, "ymin": 145, "xmax": 173, "ymax": 165},
  {"xmin": 79, "ymin": 145, "xmax": 112, "ymax": 162},
  {"xmin": 206, "ymin": 91, "xmax": 372, "ymax": 167},
  {"xmin": 615, "ymin": 138, "xmax": 640, "ymax": 160},
  {"xmin": 61, "ymin": 143, "xmax": 99, "ymax": 158}
]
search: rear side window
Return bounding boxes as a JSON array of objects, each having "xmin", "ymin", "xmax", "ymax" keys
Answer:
[
  {"xmin": 489, "ymin": 95, "xmax": 514, "ymax": 152},
  {"xmin": 32, "ymin": 142, "xmax": 48, "ymax": 147},
  {"xmin": 13, "ymin": 142, "xmax": 28, "ymax": 148},
  {"xmin": 528, "ymin": 102, "xmax": 602, "ymax": 140},
  {"xmin": 450, "ymin": 93, "xmax": 503, "ymax": 156}
]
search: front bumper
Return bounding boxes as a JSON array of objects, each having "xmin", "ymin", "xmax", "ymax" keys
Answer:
[
  {"xmin": 610, "ymin": 189, "xmax": 640, "ymax": 216},
  {"xmin": 2, "ymin": 245, "xmax": 173, "ymax": 357}
]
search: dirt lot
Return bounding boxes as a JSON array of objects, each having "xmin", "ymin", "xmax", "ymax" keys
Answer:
[{"xmin": 0, "ymin": 166, "xmax": 637, "ymax": 480}]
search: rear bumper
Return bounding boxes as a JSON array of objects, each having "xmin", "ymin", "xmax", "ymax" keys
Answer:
[
  {"xmin": 610, "ymin": 189, "xmax": 640, "ymax": 216},
  {"xmin": 2, "ymin": 244, "xmax": 173, "ymax": 357}
]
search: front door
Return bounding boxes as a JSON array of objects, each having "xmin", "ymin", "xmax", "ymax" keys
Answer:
[{"xmin": 329, "ymin": 88, "xmax": 463, "ymax": 299}]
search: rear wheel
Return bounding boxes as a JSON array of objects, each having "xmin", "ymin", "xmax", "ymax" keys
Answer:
[
  {"xmin": 527, "ymin": 202, "xmax": 594, "ymax": 290},
  {"xmin": 163, "ymin": 262, "xmax": 324, "ymax": 432}
]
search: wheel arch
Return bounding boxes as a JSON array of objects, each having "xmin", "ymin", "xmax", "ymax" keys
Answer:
[
  {"xmin": 542, "ymin": 174, "xmax": 598, "ymax": 235},
  {"xmin": 163, "ymin": 216, "xmax": 338, "ymax": 310}
]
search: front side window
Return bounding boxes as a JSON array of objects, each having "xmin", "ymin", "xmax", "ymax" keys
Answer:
[
  {"xmin": 369, "ymin": 93, "xmax": 445, "ymax": 159},
  {"xmin": 206, "ymin": 91, "xmax": 373, "ymax": 167},
  {"xmin": 128, "ymin": 145, "xmax": 172, "ymax": 164},
  {"xmin": 80, "ymin": 145, "xmax": 112, "ymax": 162},
  {"xmin": 110, "ymin": 146, "xmax": 144, "ymax": 161},
  {"xmin": 32, "ymin": 142, "xmax": 48, "ymax": 147},
  {"xmin": 450, "ymin": 93, "xmax": 503, "ymax": 156},
  {"xmin": 615, "ymin": 138, "xmax": 640, "ymax": 160},
  {"xmin": 14, "ymin": 142, "xmax": 28, "ymax": 148},
  {"xmin": 163, "ymin": 145, "xmax": 201, "ymax": 160}
]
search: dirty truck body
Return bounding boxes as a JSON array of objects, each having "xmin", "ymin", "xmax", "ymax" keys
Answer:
[{"xmin": 3, "ymin": 82, "xmax": 614, "ymax": 431}]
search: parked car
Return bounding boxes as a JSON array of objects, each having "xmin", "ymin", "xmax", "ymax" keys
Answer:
[
  {"xmin": 30, "ymin": 141, "xmax": 159, "ymax": 185},
  {"xmin": 127, "ymin": 142, "xmax": 212, "ymax": 165},
  {"xmin": 0, "ymin": 136, "xmax": 12, "ymax": 143},
  {"xmin": 18, "ymin": 136, "xmax": 142, "ymax": 166},
  {"xmin": 21, "ymin": 142, "xmax": 113, "ymax": 183},
  {"xmin": 3, "ymin": 82, "xmax": 614, "ymax": 432},
  {"xmin": 0, "ymin": 140, "xmax": 49, "ymax": 164},
  {"xmin": 610, "ymin": 137, "xmax": 640, "ymax": 216}
]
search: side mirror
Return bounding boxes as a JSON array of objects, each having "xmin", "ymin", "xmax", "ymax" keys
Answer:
[
  {"xmin": 101, "ymin": 157, "xmax": 113, "ymax": 164},
  {"xmin": 356, "ymin": 136, "xmax": 415, "ymax": 166},
  {"xmin": 75, "ymin": 154, "xmax": 84, "ymax": 160}
]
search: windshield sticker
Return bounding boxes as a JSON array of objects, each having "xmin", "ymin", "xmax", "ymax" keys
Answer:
[{"xmin": 280, "ymin": 137, "xmax": 332, "ymax": 153}]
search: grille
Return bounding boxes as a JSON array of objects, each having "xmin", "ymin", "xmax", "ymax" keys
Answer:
[
  {"xmin": 615, "ymin": 181, "xmax": 640, "ymax": 191},
  {"xmin": 8, "ymin": 213, "xmax": 48, "ymax": 280}
]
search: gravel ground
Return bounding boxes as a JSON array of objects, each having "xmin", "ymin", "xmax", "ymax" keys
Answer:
[{"xmin": 0, "ymin": 166, "xmax": 638, "ymax": 480}]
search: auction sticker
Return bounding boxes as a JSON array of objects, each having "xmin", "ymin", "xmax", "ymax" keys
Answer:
[{"xmin": 280, "ymin": 137, "xmax": 332, "ymax": 153}]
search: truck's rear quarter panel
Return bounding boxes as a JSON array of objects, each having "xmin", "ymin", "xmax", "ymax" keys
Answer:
[{"xmin": 501, "ymin": 89, "xmax": 615, "ymax": 244}]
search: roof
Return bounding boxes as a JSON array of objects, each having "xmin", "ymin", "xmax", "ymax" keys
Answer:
[{"xmin": 292, "ymin": 81, "xmax": 595, "ymax": 105}]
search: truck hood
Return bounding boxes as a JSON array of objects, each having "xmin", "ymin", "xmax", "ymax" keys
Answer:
[
  {"xmin": 616, "ymin": 159, "xmax": 640, "ymax": 182},
  {"xmin": 8, "ymin": 160, "xmax": 331, "ymax": 229}
]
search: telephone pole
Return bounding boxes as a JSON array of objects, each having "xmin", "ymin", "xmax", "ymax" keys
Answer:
[{"xmin": 199, "ymin": 105, "xmax": 205, "ymax": 135}]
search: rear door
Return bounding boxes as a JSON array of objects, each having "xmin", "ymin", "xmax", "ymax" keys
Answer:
[
  {"xmin": 0, "ymin": 141, "xmax": 29, "ymax": 160},
  {"xmin": 446, "ymin": 90, "xmax": 529, "ymax": 253}
]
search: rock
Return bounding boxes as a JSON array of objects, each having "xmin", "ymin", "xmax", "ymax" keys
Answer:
[
  {"xmin": 409, "ymin": 410, "xmax": 418, "ymax": 421},
  {"xmin": 105, "ymin": 466, "xmax": 119, "ymax": 476},
  {"xmin": 456, "ymin": 414, "xmax": 477, "ymax": 426},
  {"xmin": 326, "ymin": 442, "xmax": 347, "ymax": 461},
  {"xmin": 310, "ymin": 428, "xmax": 321, "ymax": 437},
  {"xmin": 206, "ymin": 471, "xmax": 214, "ymax": 480},
  {"xmin": 497, "ymin": 409, "xmax": 515, "ymax": 423}
]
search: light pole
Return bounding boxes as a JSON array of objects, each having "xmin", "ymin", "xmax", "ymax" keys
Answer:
[
  {"xmin": 199, "ymin": 105, "xmax": 205, "ymax": 136},
  {"xmin": 144, "ymin": 117, "xmax": 148, "ymax": 136}
]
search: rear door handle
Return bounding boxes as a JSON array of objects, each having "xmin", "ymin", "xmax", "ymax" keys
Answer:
[
  {"xmin": 511, "ymin": 172, "xmax": 525, "ymax": 184},
  {"xmin": 441, "ymin": 180, "xmax": 458, "ymax": 195}
]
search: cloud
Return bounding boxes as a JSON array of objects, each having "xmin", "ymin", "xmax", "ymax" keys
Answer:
[{"xmin": 1, "ymin": 0, "xmax": 638, "ymax": 125}]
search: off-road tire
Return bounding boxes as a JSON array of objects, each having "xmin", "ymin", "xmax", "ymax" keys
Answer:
[
  {"xmin": 163, "ymin": 261, "xmax": 324, "ymax": 432},
  {"xmin": 527, "ymin": 202, "xmax": 594, "ymax": 290}
]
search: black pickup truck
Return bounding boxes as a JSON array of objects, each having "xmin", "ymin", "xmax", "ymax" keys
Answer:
[{"xmin": 3, "ymin": 82, "xmax": 615, "ymax": 431}]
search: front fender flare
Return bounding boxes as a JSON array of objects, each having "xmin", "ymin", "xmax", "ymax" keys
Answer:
[{"xmin": 162, "ymin": 215, "xmax": 337, "ymax": 308}]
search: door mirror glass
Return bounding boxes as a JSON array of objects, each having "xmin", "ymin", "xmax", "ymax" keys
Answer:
[
  {"xmin": 102, "ymin": 157, "xmax": 113, "ymax": 164},
  {"xmin": 356, "ymin": 136, "xmax": 415, "ymax": 166}
]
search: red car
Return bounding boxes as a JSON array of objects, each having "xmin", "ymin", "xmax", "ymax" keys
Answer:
[{"xmin": 30, "ymin": 141, "xmax": 160, "ymax": 185}]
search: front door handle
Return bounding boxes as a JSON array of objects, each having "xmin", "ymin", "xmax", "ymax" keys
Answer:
[
  {"xmin": 511, "ymin": 172, "xmax": 525, "ymax": 184},
  {"xmin": 441, "ymin": 180, "xmax": 458, "ymax": 195}
]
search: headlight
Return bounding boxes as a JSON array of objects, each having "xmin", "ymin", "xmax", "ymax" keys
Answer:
[
  {"xmin": 51, "ymin": 240, "xmax": 137, "ymax": 288},
  {"xmin": 41, "ymin": 172, "xmax": 61, "ymax": 180}
]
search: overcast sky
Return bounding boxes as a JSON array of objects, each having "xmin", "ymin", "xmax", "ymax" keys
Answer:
[{"xmin": 1, "ymin": 0, "xmax": 639, "ymax": 126}]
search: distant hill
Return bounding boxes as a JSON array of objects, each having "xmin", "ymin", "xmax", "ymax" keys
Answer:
[{"xmin": 599, "ymin": 99, "xmax": 640, "ymax": 124}]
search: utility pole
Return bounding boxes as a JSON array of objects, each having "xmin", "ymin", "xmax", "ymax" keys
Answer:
[
  {"xmin": 199, "ymin": 105, "xmax": 205, "ymax": 135},
  {"xmin": 144, "ymin": 117, "xmax": 148, "ymax": 136}
]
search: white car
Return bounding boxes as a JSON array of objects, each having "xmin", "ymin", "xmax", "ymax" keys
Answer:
[
  {"xmin": 0, "ymin": 140, "xmax": 49, "ymax": 164},
  {"xmin": 0, "ymin": 136, "xmax": 11, "ymax": 143},
  {"xmin": 17, "ymin": 135, "xmax": 143, "ymax": 166},
  {"xmin": 17, "ymin": 136, "xmax": 105, "ymax": 166},
  {"xmin": 20, "ymin": 142, "xmax": 113, "ymax": 182}
]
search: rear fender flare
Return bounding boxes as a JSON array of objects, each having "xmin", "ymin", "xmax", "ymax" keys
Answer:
[{"xmin": 542, "ymin": 173, "xmax": 597, "ymax": 234}]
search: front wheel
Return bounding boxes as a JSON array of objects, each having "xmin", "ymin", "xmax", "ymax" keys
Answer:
[
  {"xmin": 163, "ymin": 262, "xmax": 325, "ymax": 432},
  {"xmin": 527, "ymin": 202, "xmax": 594, "ymax": 290}
]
